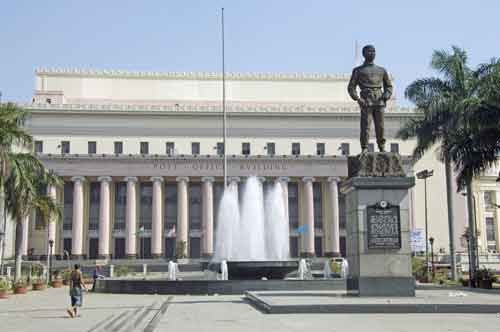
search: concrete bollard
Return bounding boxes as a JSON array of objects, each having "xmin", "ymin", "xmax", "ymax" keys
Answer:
[
  {"xmin": 143, "ymin": 264, "xmax": 147, "ymax": 277},
  {"xmin": 109, "ymin": 265, "xmax": 114, "ymax": 278}
]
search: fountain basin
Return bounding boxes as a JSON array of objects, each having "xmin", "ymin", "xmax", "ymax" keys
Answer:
[{"xmin": 202, "ymin": 260, "xmax": 299, "ymax": 280}]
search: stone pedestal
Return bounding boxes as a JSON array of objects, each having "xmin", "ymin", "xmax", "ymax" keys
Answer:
[{"xmin": 343, "ymin": 153, "xmax": 415, "ymax": 297}]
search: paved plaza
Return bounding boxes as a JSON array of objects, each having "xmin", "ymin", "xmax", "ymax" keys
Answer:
[{"xmin": 1, "ymin": 287, "xmax": 499, "ymax": 331}]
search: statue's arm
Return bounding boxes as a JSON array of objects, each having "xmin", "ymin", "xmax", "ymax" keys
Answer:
[
  {"xmin": 347, "ymin": 69, "xmax": 360, "ymax": 101},
  {"xmin": 382, "ymin": 69, "xmax": 393, "ymax": 101}
]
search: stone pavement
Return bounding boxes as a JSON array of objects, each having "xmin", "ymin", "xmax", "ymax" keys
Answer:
[{"xmin": 1, "ymin": 287, "xmax": 500, "ymax": 331}]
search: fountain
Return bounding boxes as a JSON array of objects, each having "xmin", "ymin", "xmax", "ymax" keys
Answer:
[{"xmin": 211, "ymin": 176, "xmax": 297, "ymax": 279}]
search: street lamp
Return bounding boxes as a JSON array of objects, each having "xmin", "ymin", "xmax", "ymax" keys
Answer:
[
  {"xmin": 416, "ymin": 169, "xmax": 434, "ymax": 282},
  {"xmin": 48, "ymin": 240, "xmax": 54, "ymax": 283},
  {"xmin": 429, "ymin": 237, "xmax": 435, "ymax": 281},
  {"xmin": 462, "ymin": 230, "xmax": 473, "ymax": 287}
]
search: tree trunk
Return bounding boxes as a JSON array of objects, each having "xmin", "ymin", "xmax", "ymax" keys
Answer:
[
  {"xmin": 465, "ymin": 177, "xmax": 477, "ymax": 280},
  {"xmin": 14, "ymin": 216, "xmax": 23, "ymax": 282},
  {"xmin": 444, "ymin": 156, "xmax": 457, "ymax": 280},
  {"xmin": 0, "ymin": 159, "xmax": 5, "ymax": 274}
]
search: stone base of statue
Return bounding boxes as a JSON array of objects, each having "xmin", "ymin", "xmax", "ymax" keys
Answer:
[{"xmin": 342, "ymin": 152, "xmax": 415, "ymax": 297}]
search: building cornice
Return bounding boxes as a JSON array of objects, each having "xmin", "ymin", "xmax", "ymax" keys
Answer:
[
  {"xmin": 35, "ymin": 68, "xmax": 351, "ymax": 82},
  {"xmin": 23, "ymin": 102, "xmax": 418, "ymax": 117}
]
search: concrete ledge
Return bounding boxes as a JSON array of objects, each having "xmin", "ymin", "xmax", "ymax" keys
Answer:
[
  {"xmin": 348, "ymin": 277, "xmax": 415, "ymax": 297},
  {"xmin": 95, "ymin": 278, "xmax": 346, "ymax": 295},
  {"xmin": 246, "ymin": 291, "xmax": 500, "ymax": 314}
]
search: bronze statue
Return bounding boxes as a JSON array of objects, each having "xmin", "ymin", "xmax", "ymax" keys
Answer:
[{"xmin": 348, "ymin": 45, "xmax": 393, "ymax": 153}]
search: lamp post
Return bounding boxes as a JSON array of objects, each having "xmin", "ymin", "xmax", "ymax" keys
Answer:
[
  {"xmin": 416, "ymin": 169, "xmax": 434, "ymax": 282},
  {"xmin": 463, "ymin": 230, "xmax": 473, "ymax": 287},
  {"xmin": 429, "ymin": 237, "xmax": 435, "ymax": 281},
  {"xmin": 48, "ymin": 240, "xmax": 54, "ymax": 283}
]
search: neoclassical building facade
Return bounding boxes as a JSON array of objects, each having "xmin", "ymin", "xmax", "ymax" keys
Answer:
[{"xmin": 7, "ymin": 67, "xmax": 500, "ymax": 261}]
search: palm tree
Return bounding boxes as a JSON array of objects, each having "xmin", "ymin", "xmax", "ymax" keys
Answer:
[
  {"xmin": 5, "ymin": 159, "xmax": 62, "ymax": 282},
  {"xmin": 397, "ymin": 46, "xmax": 500, "ymax": 281},
  {"xmin": 0, "ymin": 103, "xmax": 62, "ymax": 282},
  {"xmin": 0, "ymin": 103, "xmax": 33, "ymax": 273}
]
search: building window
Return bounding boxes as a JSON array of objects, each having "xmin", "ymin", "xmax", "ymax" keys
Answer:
[
  {"xmin": 189, "ymin": 183, "xmax": 202, "ymax": 230},
  {"xmin": 242, "ymin": 142, "xmax": 250, "ymax": 155},
  {"xmin": 368, "ymin": 143, "xmax": 375, "ymax": 153},
  {"xmin": 316, "ymin": 143, "xmax": 325, "ymax": 156},
  {"xmin": 288, "ymin": 183, "xmax": 299, "ymax": 229},
  {"xmin": 166, "ymin": 142, "xmax": 175, "ymax": 155},
  {"xmin": 485, "ymin": 217, "xmax": 497, "ymax": 250},
  {"xmin": 88, "ymin": 141, "xmax": 96, "ymax": 154},
  {"xmin": 140, "ymin": 182, "xmax": 153, "ymax": 230},
  {"xmin": 192, "ymin": 142, "xmax": 200, "ymax": 155},
  {"xmin": 484, "ymin": 191, "xmax": 495, "ymax": 209},
  {"xmin": 114, "ymin": 182, "xmax": 127, "ymax": 230},
  {"xmin": 292, "ymin": 143, "xmax": 301, "ymax": 156},
  {"xmin": 114, "ymin": 141, "xmax": 123, "ymax": 154},
  {"xmin": 89, "ymin": 182, "xmax": 100, "ymax": 230},
  {"xmin": 266, "ymin": 142, "xmax": 275, "ymax": 156},
  {"xmin": 390, "ymin": 143, "xmax": 400, "ymax": 153},
  {"xmin": 164, "ymin": 183, "xmax": 177, "ymax": 230},
  {"xmin": 216, "ymin": 142, "xmax": 224, "ymax": 155},
  {"xmin": 140, "ymin": 142, "xmax": 149, "ymax": 155},
  {"xmin": 341, "ymin": 143, "xmax": 350, "ymax": 156},
  {"xmin": 34, "ymin": 140, "xmax": 43, "ymax": 153},
  {"xmin": 63, "ymin": 182, "xmax": 73, "ymax": 230},
  {"xmin": 61, "ymin": 141, "xmax": 70, "ymax": 154},
  {"xmin": 313, "ymin": 182, "xmax": 323, "ymax": 230}
]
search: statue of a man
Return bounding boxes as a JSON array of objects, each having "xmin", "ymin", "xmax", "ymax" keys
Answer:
[{"xmin": 348, "ymin": 45, "xmax": 393, "ymax": 153}]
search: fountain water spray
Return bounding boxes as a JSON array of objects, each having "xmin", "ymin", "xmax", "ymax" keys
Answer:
[{"xmin": 213, "ymin": 176, "xmax": 290, "ymax": 262}]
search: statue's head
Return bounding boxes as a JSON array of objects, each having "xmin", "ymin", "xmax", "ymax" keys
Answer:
[{"xmin": 362, "ymin": 45, "xmax": 376, "ymax": 63}]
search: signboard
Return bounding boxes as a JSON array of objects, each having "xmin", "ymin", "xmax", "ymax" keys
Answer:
[
  {"xmin": 411, "ymin": 229, "xmax": 426, "ymax": 252},
  {"xmin": 366, "ymin": 200, "xmax": 401, "ymax": 249}
]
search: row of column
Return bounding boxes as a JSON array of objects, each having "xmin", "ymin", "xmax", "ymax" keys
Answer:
[{"xmin": 49, "ymin": 175, "xmax": 341, "ymax": 259}]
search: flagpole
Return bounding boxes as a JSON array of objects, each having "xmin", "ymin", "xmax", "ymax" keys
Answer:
[{"xmin": 221, "ymin": 7, "xmax": 228, "ymax": 188}]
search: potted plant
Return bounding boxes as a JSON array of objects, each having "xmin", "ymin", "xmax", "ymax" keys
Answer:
[
  {"xmin": 474, "ymin": 268, "xmax": 497, "ymax": 289},
  {"xmin": 13, "ymin": 279, "xmax": 28, "ymax": 294},
  {"xmin": 61, "ymin": 269, "xmax": 71, "ymax": 286},
  {"xmin": 31, "ymin": 264, "xmax": 46, "ymax": 290},
  {"xmin": 175, "ymin": 241, "xmax": 188, "ymax": 263},
  {"xmin": 32, "ymin": 277, "xmax": 46, "ymax": 291},
  {"xmin": 0, "ymin": 277, "xmax": 11, "ymax": 299},
  {"xmin": 52, "ymin": 270, "xmax": 63, "ymax": 288}
]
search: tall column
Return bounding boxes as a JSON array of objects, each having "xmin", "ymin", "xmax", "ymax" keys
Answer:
[
  {"xmin": 125, "ymin": 176, "xmax": 138, "ymax": 259},
  {"xmin": 71, "ymin": 176, "xmax": 85, "ymax": 259},
  {"xmin": 151, "ymin": 176, "xmax": 164, "ymax": 258},
  {"xmin": 201, "ymin": 177, "xmax": 214, "ymax": 258},
  {"xmin": 176, "ymin": 177, "xmax": 189, "ymax": 258},
  {"xmin": 327, "ymin": 177, "xmax": 341, "ymax": 256},
  {"xmin": 495, "ymin": 191, "xmax": 500, "ymax": 251},
  {"xmin": 47, "ymin": 184, "xmax": 57, "ymax": 255},
  {"xmin": 278, "ymin": 177, "xmax": 290, "ymax": 225},
  {"xmin": 301, "ymin": 177, "xmax": 315, "ymax": 257},
  {"xmin": 21, "ymin": 215, "xmax": 29, "ymax": 257},
  {"xmin": 98, "ymin": 176, "xmax": 112, "ymax": 259}
]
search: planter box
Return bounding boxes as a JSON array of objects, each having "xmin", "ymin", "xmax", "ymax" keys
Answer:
[
  {"xmin": 51, "ymin": 280, "xmax": 63, "ymax": 288},
  {"xmin": 14, "ymin": 286, "xmax": 28, "ymax": 294},
  {"xmin": 32, "ymin": 282, "xmax": 46, "ymax": 291},
  {"xmin": 478, "ymin": 279, "xmax": 493, "ymax": 289},
  {"xmin": 0, "ymin": 289, "xmax": 8, "ymax": 299}
]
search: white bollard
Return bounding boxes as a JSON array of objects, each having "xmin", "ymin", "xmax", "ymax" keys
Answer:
[
  {"xmin": 109, "ymin": 265, "xmax": 114, "ymax": 278},
  {"xmin": 143, "ymin": 263, "xmax": 147, "ymax": 277},
  {"xmin": 6, "ymin": 266, "xmax": 11, "ymax": 279}
]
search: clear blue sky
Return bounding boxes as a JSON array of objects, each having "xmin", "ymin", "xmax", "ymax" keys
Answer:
[{"xmin": 1, "ymin": 0, "xmax": 499, "ymax": 106}]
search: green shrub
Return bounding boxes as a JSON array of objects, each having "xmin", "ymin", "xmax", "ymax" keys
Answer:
[
  {"xmin": 412, "ymin": 257, "xmax": 426, "ymax": 279},
  {"xmin": 0, "ymin": 277, "xmax": 11, "ymax": 290},
  {"xmin": 175, "ymin": 241, "xmax": 187, "ymax": 259},
  {"xmin": 115, "ymin": 265, "xmax": 129, "ymax": 277}
]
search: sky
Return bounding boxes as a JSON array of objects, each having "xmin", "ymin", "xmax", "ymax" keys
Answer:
[{"xmin": 1, "ymin": 0, "xmax": 499, "ymax": 106}]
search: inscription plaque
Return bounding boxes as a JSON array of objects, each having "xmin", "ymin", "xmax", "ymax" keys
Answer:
[{"xmin": 366, "ymin": 200, "xmax": 401, "ymax": 249}]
